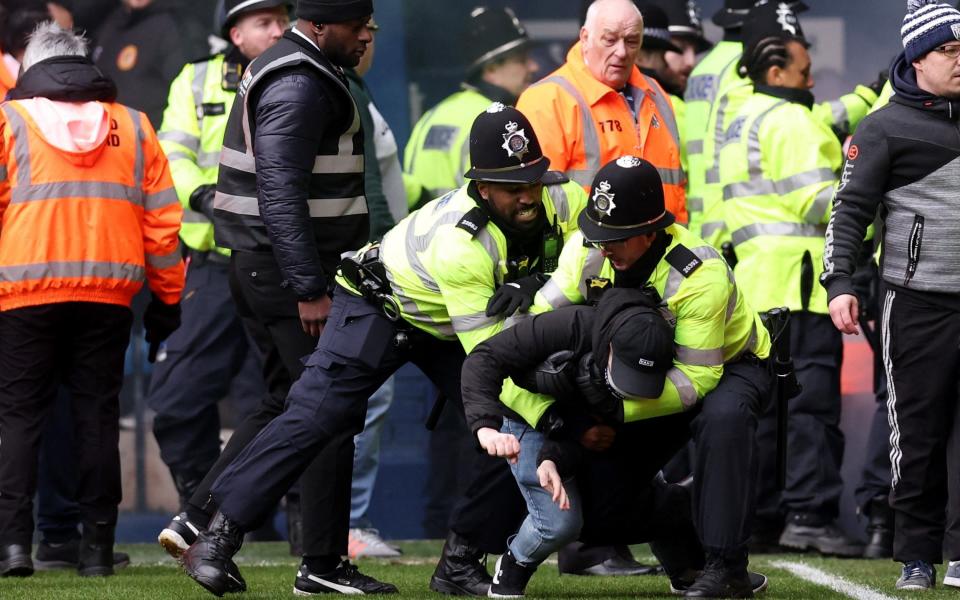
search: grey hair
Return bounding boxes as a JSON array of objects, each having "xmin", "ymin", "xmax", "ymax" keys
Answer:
[{"xmin": 21, "ymin": 21, "xmax": 88, "ymax": 72}]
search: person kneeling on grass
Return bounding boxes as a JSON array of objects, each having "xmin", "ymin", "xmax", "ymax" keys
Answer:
[{"xmin": 461, "ymin": 288, "xmax": 769, "ymax": 598}]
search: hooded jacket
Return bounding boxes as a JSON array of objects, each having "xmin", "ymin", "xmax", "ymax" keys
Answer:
[
  {"xmin": 822, "ymin": 52, "xmax": 960, "ymax": 306},
  {"xmin": 0, "ymin": 56, "xmax": 184, "ymax": 310}
]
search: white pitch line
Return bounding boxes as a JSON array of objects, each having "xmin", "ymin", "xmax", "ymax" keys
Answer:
[{"xmin": 771, "ymin": 560, "xmax": 897, "ymax": 600}]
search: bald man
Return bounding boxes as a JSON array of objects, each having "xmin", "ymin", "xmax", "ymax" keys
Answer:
[{"xmin": 517, "ymin": 0, "xmax": 688, "ymax": 223}]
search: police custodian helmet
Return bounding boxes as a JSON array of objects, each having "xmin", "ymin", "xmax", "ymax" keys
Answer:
[
  {"xmin": 463, "ymin": 103, "xmax": 550, "ymax": 184},
  {"xmin": 221, "ymin": 0, "xmax": 294, "ymax": 39},
  {"xmin": 711, "ymin": 0, "xmax": 808, "ymax": 29},
  {"xmin": 578, "ymin": 156, "xmax": 675, "ymax": 243},
  {"xmin": 465, "ymin": 7, "xmax": 530, "ymax": 75}
]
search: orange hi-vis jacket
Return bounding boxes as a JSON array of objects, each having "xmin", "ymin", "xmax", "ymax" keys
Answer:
[
  {"xmin": 517, "ymin": 42, "xmax": 687, "ymax": 223},
  {"xmin": 0, "ymin": 100, "xmax": 184, "ymax": 311}
]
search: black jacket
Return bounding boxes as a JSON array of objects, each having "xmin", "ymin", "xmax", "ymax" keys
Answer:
[
  {"xmin": 10, "ymin": 56, "xmax": 116, "ymax": 103},
  {"xmin": 821, "ymin": 51, "xmax": 960, "ymax": 307},
  {"xmin": 214, "ymin": 32, "xmax": 368, "ymax": 300}
]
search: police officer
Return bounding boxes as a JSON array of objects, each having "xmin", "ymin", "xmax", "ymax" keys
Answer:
[
  {"xmin": 179, "ymin": 104, "xmax": 587, "ymax": 597},
  {"xmin": 149, "ymin": 0, "xmax": 289, "ymax": 519},
  {"xmin": 718, "ymin": 3, "xmax": 862, "ymax": 557},
  {"xmin": 403, "ymin": 7, "xmax": 537, "ymax": 206},
  {"xmin": 527, "ymin": 156, "xmax": 772, "ymax": 598}
]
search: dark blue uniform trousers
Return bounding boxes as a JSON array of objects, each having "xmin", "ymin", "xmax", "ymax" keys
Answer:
[
  {"xmin": 211, "ymin": 288, "xmax": 468, "ymax": 530},
  {"xmin": 146, "ymin": 254, "xmax": 267, "ymax": 503}
]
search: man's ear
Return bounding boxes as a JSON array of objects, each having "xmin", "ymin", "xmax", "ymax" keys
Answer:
[{"xmin": 476, "ymin": 182, "xmax": 489, "ymax": 200}]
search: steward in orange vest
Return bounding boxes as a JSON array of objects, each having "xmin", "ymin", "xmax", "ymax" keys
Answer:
[
  {"xmin": 0, "ymin": 23, "xmax": 184, "ymax": 578},
  {"xmin": 517, "ymin": 0, "xmax": 687, "ymax": 223}
]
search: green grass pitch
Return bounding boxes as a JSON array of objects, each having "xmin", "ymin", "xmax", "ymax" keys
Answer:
[{"xmin": 0, "ymin": 540, "xmax": 957, "ymax": 599}]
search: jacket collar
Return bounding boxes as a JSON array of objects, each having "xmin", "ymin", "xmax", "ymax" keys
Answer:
[
  {"xmin": 462, "ymin": 78, "xmax": 517, "ymax": 105},
  {"xmin": 754, "ymin": 83, "xmax": 814, "ymax": 109},
  {"xmin": 890, "ymin": 50, "xmax": 960, "ymax": 121},
  {"xmin": 9, "ymin": 56, "xmax": 117, "ymax": 103},
  {"xmin": 563, "ymin": 41, "xmax": 648, "ymax": 106}
]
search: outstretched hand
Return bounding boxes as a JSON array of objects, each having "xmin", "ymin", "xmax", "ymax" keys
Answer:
[
  {"xmin": 476, "ymin": 427, "xmax": 520, "ymax": 464},
  {"xmin": 537, "ymin": 460, "xmax": 570, "ymax": 510}
]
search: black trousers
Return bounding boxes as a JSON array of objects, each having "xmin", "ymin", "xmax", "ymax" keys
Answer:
[
  {"xmin": 881, "ymin": 288, "xmax": 960, "ymax": 564},
  {"xmin": 755, "ymin": 312, "xmax": 845, "ymax": 523},
  {"xmin": 147, "ymin": 254, "xmax": 266, "ymax": 506},
  {"xmin": 0, "ymin": 302, "xmax": 132, "ymax": 546},
  {"xmin": 211, "ymin": 288, "xmax": 521, "ymax": 548},
  {"xmin": 186, "ymin": 251, "xmax": 353, "ymax": 557}
]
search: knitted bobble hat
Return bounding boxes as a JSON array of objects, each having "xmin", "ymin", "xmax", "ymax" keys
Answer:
[{"xmin": 902, "ymin": 0, "xmax": 960, "ymax": 62}]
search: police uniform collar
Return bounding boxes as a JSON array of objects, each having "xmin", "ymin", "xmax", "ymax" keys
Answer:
[
  {"xmin": 225, "ymin": 46, "xmax": 251, "ymax": 71},
  {"xmin": 612, "ymin": 232, "xmax": 672, "ymax": 289},
  {"xmin": 463, "ymin": 79, "xmax": 518, "ymax": 106},
  {"xmin": 754, "ymin": 83, "xmax": 814, "ymax": 109},
  {"xmin": 566, "ymin": 42, "xmax": 646, "ymax": 107}
]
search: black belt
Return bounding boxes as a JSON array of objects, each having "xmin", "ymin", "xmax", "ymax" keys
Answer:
[{"xmin": 188, "ymin": 248, "xmax": 230, "ymax": 266}]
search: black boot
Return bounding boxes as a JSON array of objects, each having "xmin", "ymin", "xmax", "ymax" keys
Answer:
[
  {"xmin": 429, "ymin": 531, "xmax": 492, "ymax": 596},
  {"xmin": 182, "ymin": 511, "xmax": 246, "ymax": 597},
  {"xmin": 683, "ymin": 553, "xmax": 756, "ymax": 598},
  {"xmin": 0, "ymin": 544, "xmax": 33, "ymax": 577},
  {"xmin": 863, "ymin": 495, "xmax": 893, "ymax": 559},
  {"xmin": 78, "ymin": 522, "xmax": 115, "ymax": 577},
  {"xmin": 489, "ymin": 550, "xmax": 536, "ymax": 598},
  {"xmin": 778, "ymin": 513, "xmax": 864, "ymax": 557}
]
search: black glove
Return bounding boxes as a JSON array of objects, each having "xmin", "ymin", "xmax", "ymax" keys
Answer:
[
  {"xmin": 144, "ymin": 294, "xmax": 182, "ymax": 362},
  {"xmin": 188, "ymin": 184, "xmax": 217, "ymax": 221},
  {"xmin": 866, "ymin": 70, "xmax": 888, "ymax": 97},
  {"xmin": 575, "ymin": 353, "xmax": 624, "ymax": 423},
  {"xmin": 485, "ymin": 273, "xmax": 546, "ymax": 317}
]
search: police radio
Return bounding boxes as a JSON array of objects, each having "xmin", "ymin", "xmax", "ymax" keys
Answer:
[{"xmin": 541, "ymin": 215, "xmax": 563, "ymax": 274}]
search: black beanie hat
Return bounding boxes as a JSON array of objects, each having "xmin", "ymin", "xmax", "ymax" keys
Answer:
[{"xmin": 298, "ymin": 0, "xmax": 373, "ymax": 23}]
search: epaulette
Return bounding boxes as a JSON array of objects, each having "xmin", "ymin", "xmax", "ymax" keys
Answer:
[
  {"xmin": 664, "ymin": 244, "xmax": 703, "ymax": 278},
  {"xmin": 188, "ymin": 53, "xmax": 223, "ymax": 65},
  {"xmin": 540, "ymin": 170, "xmax": 569, "ymax": 186},
  {"xmin": 456, "ymin": 206, "xmax": 490, "ymax": 237}
]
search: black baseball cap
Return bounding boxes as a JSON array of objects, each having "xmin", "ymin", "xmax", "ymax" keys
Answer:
[
  {"xmin": 712, "ymin": 0, "xmax": 808, "ymax": 29},
  {"xmin": 605, "ymin": 305, "xmax": 674, "ymax": 398},
  {"xmin": 464, "ymin": 103, "xmax": 549, "ymax": 184},
  {"xmin": 578, "ymin": 156, "xmax": 675, "ymax": 243}
]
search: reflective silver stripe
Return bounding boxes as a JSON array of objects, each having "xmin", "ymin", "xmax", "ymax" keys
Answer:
[
  {"xmin": 451, "ymin": 311, "xmax": 500, "ymax": 333},
  {"xmin": 804, "ymin": 183, "xmax": 835, "ymax": 224},
  {"xmin": 663, "ymin": 245, "xmax": 721, "ymax": 301},
  {"xmin": 146, "ymin": 245, "xmax": 183, "ymax": 269},
  {"xmin": 192, "ymin": 61, "xmax": 209, "ymax": 121},
  {"xmin": 565, "ymin": 169, "xmax": 595, "ymax": 188},
  {"xmin": 11, "ymin": 181, "xmax": 142, "ymax": 204},
  {"xmin": 456, "ymin": 137, "xmax": 470, "ymax": 189},
  {"xmin": 829, "ymin": 99, "xmax": 848, "ymax": 131},
  {"xmin": 700, "ymin": 221, "xmax": 725, "ymax": 240},
  {"xmin": 404, "ymin": 209, "xmax": 464, "ymax": 292},
  {"xmin": 145, "ymin": 188, "xmax": 179, "ymax": 210},
  {"xmin": 687, "ymin": 139, "xmax": 704, "ymax": 155},
  {"xmin": 183, "ymin": 210, "xmax": 211, "ymax": 223},
  {"xmin": 428, "ymin": 187, "xmax": 455, "ymax": 199},
  {"xmin": 0, "ymin": 260, "xmax": 145, "ymax": 283},
  {"xmin": 687, "ymin": 196, "xmax": 703, "ymax": 212},
  {"xmin": 676, "ymin": 345, "xmax": 725, "ymax": 366},
  {"xmin": 537, "ymin": 76, "xmax": 602, "ymax": 182},
  {"xmin": 575, "ymin": 248, "xmax": 606, "ymax": 300},
  {"xmin": 657, "ymin": 167, "xmax": 686, "ymax": 186},
  {"xmin": 476, "ymin": 229, "xmax": 502, "ymax": 278},
  {"xmin": 640, "ymin": 74, "xmax": 682, "ymax": 150},
  {"xmin": 158, "ymin": 130, "xmax": 201, "ymax": 153},
  {"xmin": 731, "ymin": 222, "xmax": 826, "ymax": 246},
  {"xmin": 722, "ymin": 168, "xmax": 836, "ymax": 201},
  {"xmin": 705, "ymin": 166, "xmax": 720, "ymax": 184},
  {"xmin": 703, "ymin": 93, "xmax": 730, "ymax": 185},
  {"xmin": 539, "ymin": 277, "xmax": 570, "ymax": 309},
  {"xmin": 219, "ymin": 146, "xmax": 255, "ymax": 172},
  {"xmin": 165, "ymin": 151, "xmax": 194, "ymax": 163},
  {"xmin": 126, "ymin": 107, "xmax": 144, "ymax": 192},
  {"xmin": 726, "ymin": 285, "xmax": 738, "ymax": 321},
  {"xmin": 314, "ymin": 154, "xmax": 364, "ymax": 174},
  {"xmin": 547, "ymin": 183, "xmax": 570, "ymax": 223},
  {"xmin": 213, "ymin": 193, "xmax": 368, "ymax": 217},
  {"xmin": 383, "ymin": 260, "xmax": 458, "ymax": 338},
  {"xmin": 2, "ymin": 104, "xmax": 31, "ymax": 185},
  {"xmin": 339, "ymin": 101, "xmax": 361, "ymax": 157},
  {"xmin": 667, "ymin": 367, "xmax": 698, "ymax": 409},
  {"xmin": 197, "ymin": 150, "xmax": 221, "ymax": 169}
]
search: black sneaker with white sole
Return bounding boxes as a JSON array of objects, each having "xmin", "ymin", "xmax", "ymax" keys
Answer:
[
  {"xmin": 158, "ymin": 512, "xmax": 201, "ymax": 560},
  {"xmin": 488, "ymin": 551, "xmax": 535, "ymax": 598},
  {"xmin": 293, "ymin": 560, "xmax": 399, "ymax": 595}
]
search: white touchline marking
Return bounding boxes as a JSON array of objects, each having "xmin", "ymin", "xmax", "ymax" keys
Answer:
[{"xmin": 771, "ymin": 561, "xmax": 898, "ymax": 600}]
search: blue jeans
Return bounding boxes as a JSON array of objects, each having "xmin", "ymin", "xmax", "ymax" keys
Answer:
[
  {"xmin": 502, "ymin": 418, "xmax": 583, "ymax": 566},
  {"xmin": 349, "ymin": 377, "xmax": 395, "ymax": 528}
]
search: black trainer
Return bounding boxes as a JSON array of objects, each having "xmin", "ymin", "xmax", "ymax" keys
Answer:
[
  {"xmin": 671, "ymin": 568, "xmax": 768, "ymax": 596},
  {"xmin": 778, "ymin": 514, "xmax": 864, "ymax": 557},
  {"xmin": 181, "ymin": 511, "xmax": 246, "ymax": 597},
  {"xmin": 0, "ymin": 544, "xmax": 33, "ymax": 577},
  {"xmin": 430, "ymin": 531, "xmax": 493, "ymax": 596},
  {"xmin": 78, "ymin": 534, "xmax": 116, "ymax": 577},
  {"xmin": 293, "ymin": 559, "xmax": 399, "ymax": 595},
  {"xmin": 863, "ymin": 496, "xmax": 893, "ymax": 559},
  {"xmin": 681, "ymin": 555, "xmax": 757, "ymax": 598},
  {"xmin": 35, "ymin": 538, "xmax": 130, "ymax": 571},
  {"xmin": 488, "ymin": 551, "xmax": 536, "ymax": 598},
  {"xmin": 159, "ymin": 512, "xmax": 202, "ymax": 560}
]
